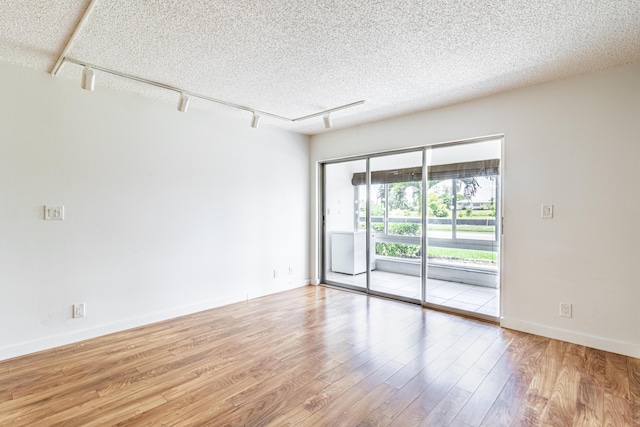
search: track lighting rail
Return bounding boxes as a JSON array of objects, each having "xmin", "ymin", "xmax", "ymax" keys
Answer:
[{"xmin": 62, "ymin": 57, "xmax": 364, "ymax": 127}]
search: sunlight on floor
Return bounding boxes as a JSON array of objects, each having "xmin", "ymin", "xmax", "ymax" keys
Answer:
[{"xmin": 325, "ymin": 270, "xmax": 499, "ymax": 317}]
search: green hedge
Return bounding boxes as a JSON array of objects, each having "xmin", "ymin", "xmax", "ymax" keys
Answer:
[
  {"xmin": 375, "ymin": 243, "xmax": 496, "ymax": 264},
  {"xmin": 376, "ymin": 243, "xmax": 420, "ymax": 258}
]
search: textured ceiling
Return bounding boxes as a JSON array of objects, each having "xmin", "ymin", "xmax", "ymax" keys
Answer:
[{"xmin": 1, "ymin": 0, "xmax": 639, "ymax": 134}]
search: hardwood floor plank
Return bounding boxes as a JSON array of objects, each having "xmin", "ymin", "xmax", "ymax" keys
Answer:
[
  {"xmin": 391, "ymin": 318, "xmax": 475, "ymax": 365},
  {"xmin": 259, "ymin": 379, "xmax": 336, "ymax": 427},
  {"xmin": 629, "ymin": 357, "xmax": 640, "ymax": 426},
  {"xmin": 481, "ymin": 335, "xmax": 551, "ymax": 426},
  {"xmin": 420, "ymin": 386, "xmax": 473, "ymax": 426},
  {"xmin": 0, "ymin": 388, "xmax": 100, "ymax": 426},
  {"xmin": 454, "ymin": 348, "xmax": 520, "ymax": 426},
  {"xmin": 454, "ymin": 328, "xmax": 514, "ymax": 394},
  {"xmin": 585, "ymin": 347, "xmax": 607, "ymax": 380},
  {"xmin": 373, "ymin": 365, "xmax": 437, "ymax": 420},
  {"xmin": 541, "ymin": 343, "xmax": 586, "ymax": 426},
  {"xmin": 2, "ymin": 369, "xmax": 67, "ymax": 400},
  {"xmin": 510, "ymin": 338, "xmax": 568, "ymax": 426},
  {"xmin": 213, "ymin": 355, "xmax": 342, "ymax": 422},
  {"xmin": 628, "ymin": 357, "xmax": 640, "ymax": 402},
  {"xmin": 0, "ymin": 286, "xmax": 637, "ymax": 427},
  {"xmin": 385, "ymin": 322, "xmax": 488, "ymax": 391},
  {"xmin": 163, "ymin": 354, "xmax": 271, "ymax": 402},
  {"xmin": 388, "ymin": 363, "xmax": 469, "ymax": 426},
  {"xmin": 259, "ymin": 395, "xmax": 320, "ymax": 427},
  {"xmin": 450, "ymin": 420, "xmax": 476, "ymax": 427},
  {"xmin": 605, "ymin": 351, "xmax": 631, "ymax": 400},
  {"xmin": 321, "ymin": 382, "xmax": 397, "ymax": 427},
  {"xmin": 114, "ymin": 372, "xmax": 259, "ymax": 426},
  {"xmin": 82, "ymin": 394, "xmax": 167, "ymax": 427},
  {"xmin": 455, "ymin": 327, "xmax": 502, "ymax": 369},
  {"xmin": 374, "ymin": 323, "xmax": 492, "ymax": 423},
  {"xmin": 572, "ymin": 372, "xmax": 604, "ymax": 427},
  {"xmin": 477, "ymin": 334, "xmax": 545, "ymax": 425},
  {"xmin": 480, "ymin": 374, "xmax": 526, "ymax": 427},
  {"xmin": 317, "ymin": 334, "xmax": 407, "ymax": 386},
  {"xmin": 202, "ymin": 378, "xmax": 331, "ymax": 427},
  {"xmin": 603, "ymin": 392, "xmax": 633, "ymax": 427},
  {"xmin": 43, "ymin": 393, "xmax": 167, "ymax": 427},
  {"xmin": 39, "ymin": 366, "xmax": 198, "ymax": 426},
  {"xmin": 297, "ymin": 360, "xmax": 405, "ymax": 426},
  {"xmin": 457, "ymin": 331, "xmax": 544, "ymax": 425},
  {"xmin": 0, "ymin": 366, "xmax": 139, "ymax": 416}
]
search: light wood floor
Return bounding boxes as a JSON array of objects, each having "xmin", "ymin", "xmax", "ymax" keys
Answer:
[{"xmin": 0, "ymin": 286, "xmax": 638, "ymax": 426}]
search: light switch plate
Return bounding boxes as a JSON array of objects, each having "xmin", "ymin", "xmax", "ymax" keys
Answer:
[
  {"xmin": 44, "ymin": 206, "xmax": 64, "ymax": 220},
  {"xmin": 542, "ymin": 205, "xmax": 553, "ymax": 219}
]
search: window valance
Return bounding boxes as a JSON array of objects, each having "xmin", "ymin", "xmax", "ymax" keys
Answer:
[{"xmin": 351, "ymin": 159, "xmax": 499, "ymax": 186}]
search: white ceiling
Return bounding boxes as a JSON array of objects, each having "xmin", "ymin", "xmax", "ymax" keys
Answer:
[{"xmin": 2, "ymin": 0, "xmax": 639, "ymax": 135}]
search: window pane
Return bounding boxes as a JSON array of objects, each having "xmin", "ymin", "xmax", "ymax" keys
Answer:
[
  {"xmin": 455, "ymin": 176, "xmax": 497, "ymax": 241},
  {"xmin": 369, "ymin": 151, "xmax": 423, "ymax": 301},
  {"xmin": 427, "ymin": 180, "xmax": 452, "ymax": 239}
]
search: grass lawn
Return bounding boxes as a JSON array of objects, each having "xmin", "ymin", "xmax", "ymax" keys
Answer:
[
  {"xmin": 427, "ymin": 246, "xmax": 496, "ymax": 263},
  {"xmin": 375, "ymin": 243, "xmax": 497, "ymax": 264}
]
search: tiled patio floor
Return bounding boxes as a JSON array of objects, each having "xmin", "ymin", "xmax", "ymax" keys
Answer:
[{"xmin": 325, "ymin": 269, "xmax": 499, "ymax": 317}]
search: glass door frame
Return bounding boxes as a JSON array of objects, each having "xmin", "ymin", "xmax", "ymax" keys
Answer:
[
  {"xmin": 321, "ymin": 149, "xmax": 424, "ymax": 305},
  {"xmin": 320, "ymin": 135, "xmax": 503, "ymax": 322}
]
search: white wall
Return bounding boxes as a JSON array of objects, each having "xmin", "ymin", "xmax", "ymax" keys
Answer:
[
  {"xmin": 310, "ymin": 62, "xmax": 640, "ymax": 357},
  {"xmin": 0, "ymin": 61, "xmax": 310, "ymax": 360}
]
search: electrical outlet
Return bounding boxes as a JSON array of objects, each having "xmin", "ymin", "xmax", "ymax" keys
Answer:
[
  {"xmin": 289, "ymin": 267, "xmax": 293, "ymax": 275},
  {"xmin": 73, "ymin": 303, "xmax": 86, "ymax": 318},
  {"xmin": 560, "ymin": 303, "xmax": 572, "ymax": 318},
  {"xmin": 273, "ymin": 269, "xmax": 278, "ymax": 279}
]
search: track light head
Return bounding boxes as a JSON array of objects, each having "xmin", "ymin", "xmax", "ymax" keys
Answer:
[
  {"xmin": 251, "ymin": 112, "xmax": 261, "ymax": 129},
  {"xmin": 323, "ymin": 114, "xmax": 332, "ymax": 129},
  {"xmin": 81, "ymin": 66, "xmax": 95, "ymax": 91},
  {"xmin": 178, "ymin": 93, "xmax": 190, "ymax": 113}
]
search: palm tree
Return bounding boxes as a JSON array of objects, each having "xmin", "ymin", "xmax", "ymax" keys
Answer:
[{"xmin": 459, "ymin": 177, "xmax": 480, "ymax": 197}]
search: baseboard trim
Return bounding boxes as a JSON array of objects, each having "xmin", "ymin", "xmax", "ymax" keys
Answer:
[
  {"xmin": 0, "ymin": 281, "xmax": 314, "ymax": 362},
  {"xmin": 0, "ymin": 292, "xmax": 247, "ymax": 362},
  {"xmin": 247, "ymin": 279, "xmax": 309, "ymax": 299},
  {"xmin": 500, "ymin": 317, "xmax": 640, "ymax": 358}
]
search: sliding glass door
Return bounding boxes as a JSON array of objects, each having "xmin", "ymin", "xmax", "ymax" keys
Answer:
[
  {"xmin": 368, "ymin": 151, "xmax": 423, "ymax": 302},
  {"xmin": 321, "ymin": 138, "xmax": 502, "ymax": 320},
  {"xmin": 424, "ymin": 140, "xmax": 501, "ymax": 317},
  {"xmin": 323, "ymin": 159, "xmax": 368, "ymax": 291}
]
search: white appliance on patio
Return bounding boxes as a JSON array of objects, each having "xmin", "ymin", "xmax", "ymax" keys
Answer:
[{"xmin": 330, "ymin": 231, "xmax": 375, "ymax": 275}]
